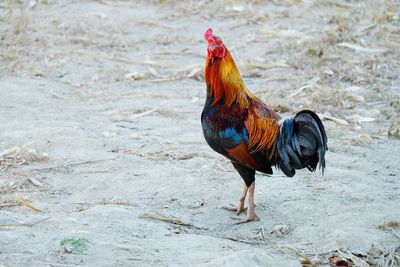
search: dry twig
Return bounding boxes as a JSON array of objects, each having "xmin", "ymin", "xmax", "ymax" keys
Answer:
[{"xmin": 141, "ymin": 211, "xmax": 207, "ymax": 230}]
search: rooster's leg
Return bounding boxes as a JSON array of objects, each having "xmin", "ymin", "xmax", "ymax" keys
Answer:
[
  {"xmin": 224, "ymin": 183, "xmax": 248, "ymax": 214},
  {"xmin": 235, "ymin": 182, "xmax": 260, "ymax": 224}
]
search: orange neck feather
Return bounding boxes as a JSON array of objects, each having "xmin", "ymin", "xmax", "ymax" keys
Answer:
[{"xmin": 205, "ymin": 49, "xmax": 255, "ymax": 108}]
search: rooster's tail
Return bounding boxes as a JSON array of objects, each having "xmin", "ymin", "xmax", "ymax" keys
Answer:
[{"xmin": 277, "ymin": 110, "xmax": 328, "ymax": 177}]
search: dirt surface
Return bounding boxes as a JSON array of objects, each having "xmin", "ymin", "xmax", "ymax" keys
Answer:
[{"xmin": 1, "ymin": 1, "xmax": 399, "ymax": 266}]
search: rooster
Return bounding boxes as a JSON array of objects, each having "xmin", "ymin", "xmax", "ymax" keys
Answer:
[{"xmin": 201, "ymin": 28, "xmax": 328, "ymax": 223}]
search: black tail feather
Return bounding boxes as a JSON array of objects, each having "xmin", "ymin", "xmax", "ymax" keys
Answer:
[{"xmin": 277, "ymin": 110, "xmax": 328, "ymax": 177}]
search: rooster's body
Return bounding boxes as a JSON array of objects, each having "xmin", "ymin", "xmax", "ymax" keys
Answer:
[{"xmin": 201, "ymin": 28, "xmax": 327, "ymax": 223}]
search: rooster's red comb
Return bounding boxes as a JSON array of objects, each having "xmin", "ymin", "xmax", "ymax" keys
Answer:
[{"xmin": 204, "ymin": 28, "xmax": 214, "ymax": 43}]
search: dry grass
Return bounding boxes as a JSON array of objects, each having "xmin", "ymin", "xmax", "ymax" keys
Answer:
[
  {"xmin": 377, "ymin": 220, "xmax": 400, "ymax": 230},
  {"xmin": 0, "ymin": 145, "xmax": 48, "ymax": 170}
]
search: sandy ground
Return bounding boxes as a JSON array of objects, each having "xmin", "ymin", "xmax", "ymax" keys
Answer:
[{"xmin": 0, "ymin": 1, "xmax": 399, "ymax": 266}]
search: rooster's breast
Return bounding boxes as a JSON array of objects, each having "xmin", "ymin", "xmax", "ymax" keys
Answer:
[{"xmin": 201, "ymin": 101, "xmax": 249, "ymax": 156}]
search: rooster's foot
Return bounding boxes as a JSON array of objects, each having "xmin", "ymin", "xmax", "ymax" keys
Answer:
[
  {"xmin": 233, "ymin": 212, "xmax": 260, "ymax": 224},
  {"xmin": 224, "ymin": 202, "xmax": 247, "ymax": 215}
]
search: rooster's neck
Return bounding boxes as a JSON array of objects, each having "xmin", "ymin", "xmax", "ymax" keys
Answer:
[{"xmin": 205, "ymin": 49, "xmax": 255, "ymax": 108}]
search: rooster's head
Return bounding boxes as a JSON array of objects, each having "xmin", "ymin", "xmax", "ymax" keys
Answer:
[{"xmin": 204, "ymin": 28, "xmax": 226, "ymax": 60}]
